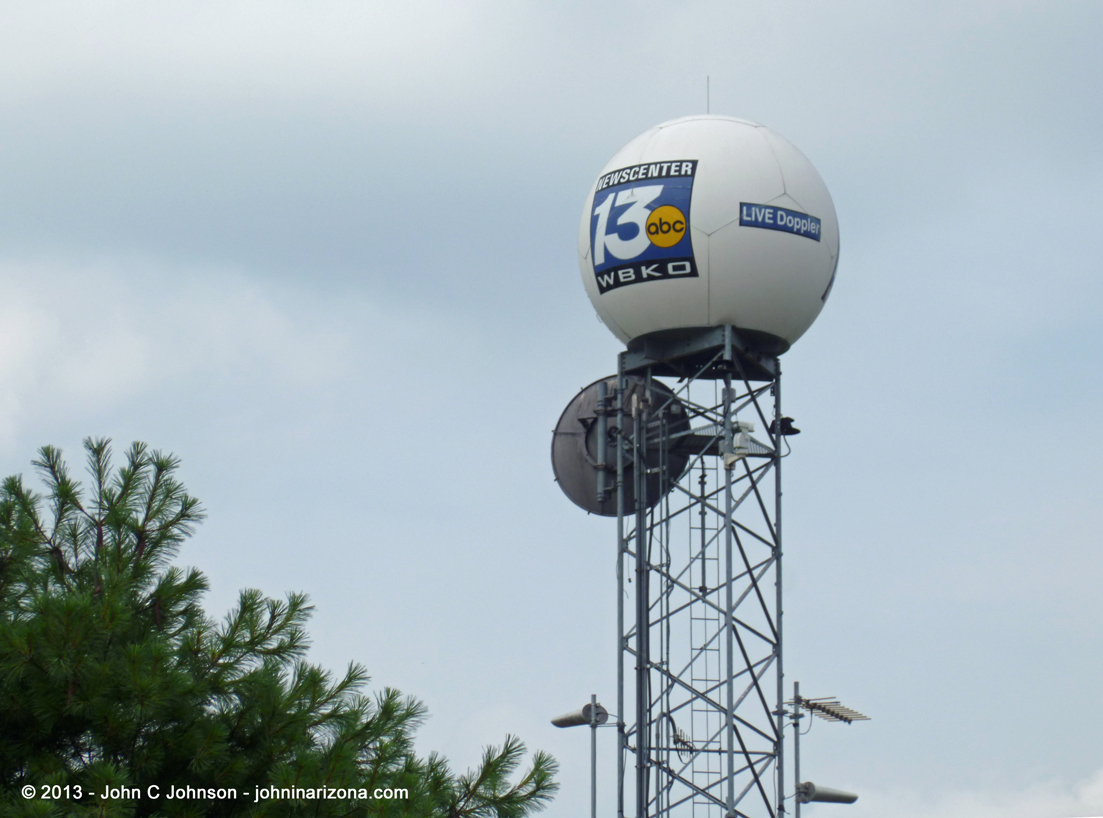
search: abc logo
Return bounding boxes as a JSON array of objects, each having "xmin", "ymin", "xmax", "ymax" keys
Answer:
[{"xmin": 646, "ymin": 205, "xmax": 686, "ymax": 248}]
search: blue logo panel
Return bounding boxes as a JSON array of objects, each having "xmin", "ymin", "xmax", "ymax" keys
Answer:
[
  {"xmin": 739, "ymin": 203, "xmax": 821, "ymax": 241},
  {"xmin": 591, "ymin": 160, "xmax": 698, "ymax": 294}
]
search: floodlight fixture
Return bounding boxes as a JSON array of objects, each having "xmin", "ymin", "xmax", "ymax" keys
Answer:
[
  {"xmin": 796, "ymin": 782, "xmax": 859, "ymax": 804},
  {"xmin": 551, "ymin": 696, "xmax": 608, "ymax": 818},
  {"xmin": 768, "ymin": 416, "xmax": 801, "ymax": 436},
  {"xmin": 551, "ymin": 701, "xmax": 609, "ymax": 728}
]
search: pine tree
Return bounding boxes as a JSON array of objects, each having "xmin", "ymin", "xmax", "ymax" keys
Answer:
[{"xmin": 0, "ymin": 439, "xmax": 557, "ymax": 817}]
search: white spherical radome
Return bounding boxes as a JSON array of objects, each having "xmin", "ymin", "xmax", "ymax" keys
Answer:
[{"xmin": 578, "ymin": 115, "xmax": 839, "ymax": 354}]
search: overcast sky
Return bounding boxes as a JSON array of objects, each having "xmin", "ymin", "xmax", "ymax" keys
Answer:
[{"xmin": 1, "ymin": 2, "xmax": 1101, "ymax": 817}]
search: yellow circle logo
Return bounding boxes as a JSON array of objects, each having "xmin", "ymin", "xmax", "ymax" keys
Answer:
[{"xmin": 646, "ymin": 205, "xmax": 687, "ymax": 248}]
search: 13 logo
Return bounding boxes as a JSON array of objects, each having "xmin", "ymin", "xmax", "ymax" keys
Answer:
[
  {"xmin": 592, "ymin": 188, "xmax": 688, "ymax": 261},
  {"xmin": 589, "ymin": 160, "xmax": 698, "ymax": 293}
]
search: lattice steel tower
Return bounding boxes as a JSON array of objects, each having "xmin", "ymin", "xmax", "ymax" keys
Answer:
[
  {"xmin": 615, "ymin": 328, "xmax": 785, "ymax": 818},
  {"xmin": 553, "ymin": 115, "xmax": 841, "ymax": 818}
]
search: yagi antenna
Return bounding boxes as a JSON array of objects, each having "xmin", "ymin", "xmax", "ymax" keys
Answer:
[{"xmin": 799, "ymin": 696, "xmax": 870, "ymax": 724}]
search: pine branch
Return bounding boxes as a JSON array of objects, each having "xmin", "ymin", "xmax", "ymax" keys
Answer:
[{"xmin": 449, "ymin": 737, "xmax": 559, "ymax": 818}]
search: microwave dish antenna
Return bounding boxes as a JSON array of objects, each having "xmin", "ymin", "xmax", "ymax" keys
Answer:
[{"xmin": 551, "ymin": 375, "xmax": 690, "ymax": 516}]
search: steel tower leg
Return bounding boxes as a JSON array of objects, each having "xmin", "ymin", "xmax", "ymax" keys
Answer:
[{"xmin": 617, "ymin": 364, "xmax": 628, "ymax": 818}]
